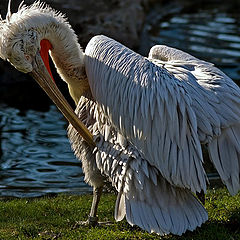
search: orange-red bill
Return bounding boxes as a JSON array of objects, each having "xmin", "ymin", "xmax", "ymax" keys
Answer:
[{"xmin": 40, "ymin": 39, "xmax": 54, "ymax": 82}]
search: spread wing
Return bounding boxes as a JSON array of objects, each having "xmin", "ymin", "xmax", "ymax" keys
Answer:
[
  {"xmin": 68, "ymin": 97, "xmax": 208, "ymax": 236},
  {"xmin": 149, "ymin": 45, "xmax": 240, "ymax": 195},
  {"xmin": 84, "ymin": 35, "xmax": 207, "ymax": 193}
]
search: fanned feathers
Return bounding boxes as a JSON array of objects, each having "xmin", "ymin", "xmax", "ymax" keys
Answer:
[
  {"xmin": 68, "ymin": 36, "xmax": 240, "ymax": 235},
  {"xmin": 85, "ymin": 36, "xmax": 207, "ymax": 193},
  {"xmin": 149, "ymin": 45, "xmax": 240, "ymax": 195},
  {"xmin": 68, "ymin": 95, "xmax": 208, "ymax": 235}
]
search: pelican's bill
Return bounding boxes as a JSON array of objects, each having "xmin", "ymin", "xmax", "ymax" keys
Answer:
[{"xmin": 30, "ymin": 52, "xmax": 95, "ymax": 147}]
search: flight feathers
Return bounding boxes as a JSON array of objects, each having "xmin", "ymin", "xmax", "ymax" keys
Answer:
[{"xmin": 94, "ymin": 135, "xmax": 208, "ymax": 235}]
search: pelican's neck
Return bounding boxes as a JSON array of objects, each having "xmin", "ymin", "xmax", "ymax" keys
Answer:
[{"xmin": 41, "ymin": 20, "xmax": 90, "ymax": 105}]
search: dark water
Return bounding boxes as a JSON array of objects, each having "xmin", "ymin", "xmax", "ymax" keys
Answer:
[
  {"xmin": 145, "ymin": 5, "xmax": 240, "ymax": 82},
  {"xmin": 0, "ymin": 105, "xmax": 91, "ymax": 197},
  {"xmin": 0, "ymin": 3, "xmax": 240, "ymax": 197}
]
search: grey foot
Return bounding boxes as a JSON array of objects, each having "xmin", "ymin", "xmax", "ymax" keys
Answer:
[
  {"xmin": 74, "ymin": 216, "xmax": 98, "ymax": 227},
  {"xmin": 74, "ymin": 216, "xmax": 112, "ymax": 229}
]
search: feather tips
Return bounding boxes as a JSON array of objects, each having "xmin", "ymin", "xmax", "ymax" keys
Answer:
[
  {"xmin": 208, "ymin": 124, "xmax": 240, "ymax": 195},
  {"xmin": 149, "ymin": 44, "xmax": 240, "ymax": 195},
  {"xmin": 85, "ymin": 35, "xmax": 207, "ymax": 193},
  {"xmin": 94, "ymin": 136, "xmax": 207, "ymax": 235},
  {"xmin": 71, "ymin": 35, "xmax": 239, "ymax": 236}
]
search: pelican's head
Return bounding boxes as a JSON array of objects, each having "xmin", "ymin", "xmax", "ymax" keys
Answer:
[
  {"xmin": 0, "ymin": 1, "xmax": 55, "ymax": 74},
  {"xmin": 0, "ymin": 26, "xmax": 40, "ymax": 73},
  {"xmin": 0, "ymin": 0, "xmax": 95, "ymax": 146}
]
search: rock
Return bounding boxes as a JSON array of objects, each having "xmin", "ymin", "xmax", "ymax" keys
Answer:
[
  {"xmin": 0, "ymin": 0, "xmax": 152, "ymax": 49},
  {"xmin": 53, "ymin": 0, "xmax": 145, "ymax": 49}
]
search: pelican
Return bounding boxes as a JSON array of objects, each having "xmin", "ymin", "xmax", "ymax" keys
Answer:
[{"xmin": 0, "ymin": 1, "xmax": 240, "ymax": 236}]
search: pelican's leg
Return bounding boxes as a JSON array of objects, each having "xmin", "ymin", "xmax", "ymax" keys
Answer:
[{"xmin": 87, "ymin": 186, "xmax": 103, "ymax": 226}]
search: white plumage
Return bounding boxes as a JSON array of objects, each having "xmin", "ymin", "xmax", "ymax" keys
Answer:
[
  {"xmin": 148, "ymin": 45, "xmax": 240, "ymax": 195},
  {"xmin": 0, "ymin": 1, "xmax": 240, "ymax": 236}
]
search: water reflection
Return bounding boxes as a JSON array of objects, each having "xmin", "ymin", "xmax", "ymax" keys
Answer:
[
  {"xmin": 0, "ymin": 105, "xmax": 91, "ymax": 197},
  {"xmin": 147, "ymin": 9, "xmax": 240, "ymax": 82}
]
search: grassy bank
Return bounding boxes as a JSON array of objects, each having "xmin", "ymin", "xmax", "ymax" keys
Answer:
[{"xmin": 0, "ymin": 188, "xmax": 239, "ymax": 240}]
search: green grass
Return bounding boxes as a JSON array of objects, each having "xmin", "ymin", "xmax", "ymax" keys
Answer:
[{"xmin": 0, "ymin": 188, "xmax": 239, "ymax": 239}]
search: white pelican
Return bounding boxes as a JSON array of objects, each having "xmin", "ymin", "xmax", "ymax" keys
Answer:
[{"xmin": 0, "ymin": 1, "xmax": 240, "ymax": 236}]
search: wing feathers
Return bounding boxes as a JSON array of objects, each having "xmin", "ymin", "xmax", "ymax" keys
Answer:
[
  {"xmin": 85, "ymin": 35, "xmax": 207, "ymax": 193},
  {"xmin": 148, "ymin": 44, "xmax": 240, "ymax": 195},
  {"xmin": 115, "ymin": 191, "xmax": 125, "ymax": 221},
  {"xmin": 82, "ymin": 36, "xmax": 240, "ymax": 235},
  {"xmin": 123, "ymin": 163, "xmax": 208, "ymax": 235},
  {"xmin": 93, "ymin": 136, "xmax": 207, "ymax": 235},
  {"xmin": 208, "ymin": 124, "xmax": 240, "ymax": 195}
]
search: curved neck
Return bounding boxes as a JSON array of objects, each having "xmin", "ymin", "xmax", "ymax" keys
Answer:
[{"xmin": 40, "ymin": 20, "xmax": 90, "ymax": 105}]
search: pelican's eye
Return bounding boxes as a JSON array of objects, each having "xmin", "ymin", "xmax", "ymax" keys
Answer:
[{"xmin": 24, "ymin": 54, "xmax": 31, "ymax": 62}]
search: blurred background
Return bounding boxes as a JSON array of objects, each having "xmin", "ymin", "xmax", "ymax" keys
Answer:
[{"xmin": 0, "ymin": 0, "xmax": 239, "ymax": 197}]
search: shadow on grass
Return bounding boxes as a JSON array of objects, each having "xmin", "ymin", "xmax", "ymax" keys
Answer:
[
  {"xmin": 224, "ymin": 207, "xmax": 240, "ymax": 233},
  {"xmin": 75, "ymin": 211, "xmax": 240, "ymax": 240},
  {"xmin": 104, "ymin": 206, "xmax": 240, "ymax": 240}
]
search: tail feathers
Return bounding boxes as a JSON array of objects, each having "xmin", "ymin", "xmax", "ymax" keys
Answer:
[
  {"xmin": 208, "ymin": 124, "xmax": 240, "ymax": 195},
  {"xmin": 115, "ymin": 167, "xmax": 208, "ymax": 236},
  {"xmin": 93, "ymin": 134, "xmax": 208, "ymax": 235}
]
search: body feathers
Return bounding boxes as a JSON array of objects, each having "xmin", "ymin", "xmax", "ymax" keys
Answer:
[{"xmin": 69, "ymin": 35, "xmax": 240, "ymax": 235}]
